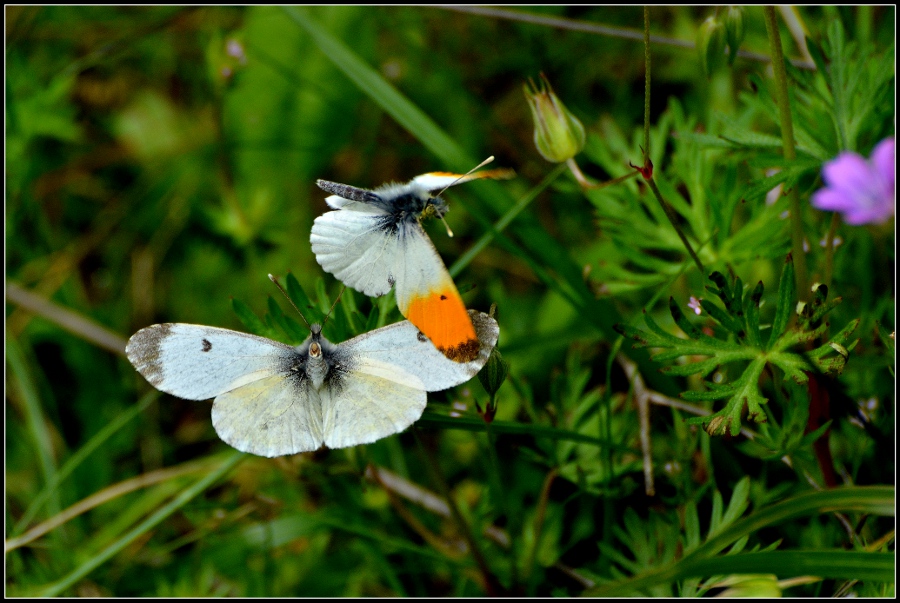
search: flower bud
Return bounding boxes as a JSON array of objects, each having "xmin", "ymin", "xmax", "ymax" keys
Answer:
[
  {"xmin": 523, "ymin": 74, "xmax": 585, "ymax": 163},
  {"xmin": 697, "ymin": 16, "xmax": 726, "ymax": 77},
  {"xmin": 723, "ymin": 7, "xmax": 746, "ymax": 65},
  {"xmin": 712, "ymin": 574, "xmax": 782, "ymax": 598},
  {"xmin": 478, "ymin": 347, "xmax": 509, "ymax": 401}
]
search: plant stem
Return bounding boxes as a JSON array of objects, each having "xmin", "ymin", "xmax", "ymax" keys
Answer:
[
  {"xmin": 640, "ymin": 7, "xmax": 704, "ymax": 276},
  {"xmin": 414, "ymin": 431, "xmax": 503, "ymax": 596},
  {"xmin": 764, "ymin": 6, "xmax": 810, "ymax": 300},
  {"xmin": 647, "ymin": 177, "xmax": 706, "ymax": 274},
  {"xmin": 823, "ymin": 212, "xmax": 840, "ymax": 292},
  {"xmin": 643, "ymin": 7, "xmax": 651, "ymax": 166},
  {"xmin": 566, "ymin": 158, "xmax": 638, "ymax": 190}
]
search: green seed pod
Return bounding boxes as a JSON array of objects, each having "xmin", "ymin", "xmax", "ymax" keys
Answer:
[
  {"xmin": 477, "ymin": 347, "xmax": 509, "ymax": 400},
  {"xmin": 723, "ymin": 6, "xmax": 746, "ymax": 65},
  {"xmin": 697, "ymin": 15, "xmax": 727, "ymax": 78}
]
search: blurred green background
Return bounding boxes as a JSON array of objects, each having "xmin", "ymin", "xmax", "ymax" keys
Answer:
[{"xmin": 6, "ymin": 6, "xmax": 895, "ymax": 597}]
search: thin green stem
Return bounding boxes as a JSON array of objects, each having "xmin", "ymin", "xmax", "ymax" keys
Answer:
[
  {"xmin": 566, "ymin": 158, "xmax": 638, "ymax": 190},
  {"xmin": 414, "ymin": 431, "xmax": 503, "ymax": 596},
  {"xmin": 646, "ymin": 177, "xmax": 705, "ymax": 274},
  {"xmin": 764, "ymin": 6, "xmax": 810, "ymax": 301},
  {"xmin": 524, "ymin": 468, "xmax": 557, "ymax": 594},
  {"xmin": 7, "ymin": 337, "xmax": 63, "ymax": 527},
  {"xmin": 483, "ymin": 419, "xmax": 518, "ymax": 589},
  {"xmin": 449, "ymin": 163, "xmax": 565, "ymax": 278},
  {"xmin": 643, "ymin": 6, "xmax": 651, "ymax": 165},
  {"xmin": 640, "ymin": 8, "xmax": 703, "ymax": 276},
  {"xmin": 822, "ymin": 212, "xmax": 840, "ymax": 293}
]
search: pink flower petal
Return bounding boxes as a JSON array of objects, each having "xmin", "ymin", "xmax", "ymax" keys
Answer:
[
  {"xmin": 822, "ymin": 152, "xmax": 871, "ymax": 196},
  {"xmin": 811, "ymin": 188, "xmax": 857, "ymax": 212},
  {"xmin": 812, "ymin": 137, "xmax": 895, "ymax": 225},
  {"xmin": 872, "ymin": 137, "xmax": 895, "ymax": 188},
  {"xmin": 842, "ymin": 206, "xmax": 880, "ymax": 225}
]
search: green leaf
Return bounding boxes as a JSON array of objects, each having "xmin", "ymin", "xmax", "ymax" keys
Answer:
[
  {"xmin": 232, "ymin": 298, "xmax": 278, "ymax": 339},
  {"xmin": 285, "ymin": 272, "xmax": 325, "ymax": 326},
  {"xmin": 589, "ymin": 486, "xmax": 895, "ymax": 596},
  {"xmin": 769, "ymin": 254, "xmax": 795, "ymax": 348},
  {"xmin": 625, "ymin": 255, "xmax": 860, "ymax": 436}
]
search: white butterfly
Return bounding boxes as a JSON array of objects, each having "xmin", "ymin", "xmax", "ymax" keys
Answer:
[
  {"xmin": 126, "ymin": 308, "xmax": 499, "ymax": 457},
  {"xmin": 311, "ymin": 159, "xmax": 513, "ymax": 363}
]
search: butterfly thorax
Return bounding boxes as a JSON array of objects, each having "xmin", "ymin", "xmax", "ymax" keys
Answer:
[
  {"xmin": 366, "ymin": 186, "xmax": 448, "ymax": 240},
  {"xmin": 294, "ymin": 325, "xmax": 351, "ymax": 391},
  {"xmin": 373, "ymin": 183, "xmax": 449, "ymax": 220}
]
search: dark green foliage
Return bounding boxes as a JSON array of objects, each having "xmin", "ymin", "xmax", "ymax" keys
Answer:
[
  {"xmin": 6, "ymin": 6, "xmax": 894, "ymax": 598},
  {"xmin": 617, "ymin": 255, "xmax": 861, "ymax": 436}
]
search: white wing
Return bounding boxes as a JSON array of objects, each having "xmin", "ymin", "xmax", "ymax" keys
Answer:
[
  {"xmin": 320, "ymin": 311, "xmax": 498, "ymax": 448},
  {"xmin": 127, "ymin": 323, "xmax": 329, "ymax": 457},
  {"xmin": 211, "ymin": 374, "xmax": 325, "ymax": 457},
  {"xmin": 338, "ymin": 310, "xmax": 499, "ymax": 392},
  {"xmin": 389, "ymin": 222, "xmax": 451, "ymax": 313},
  {"xmin": 321, "ymin": 365, "xmax": 426, "ymax": 449},
  {"xmin": 310, "ymin": 209, "xmax": 403, "ymax": 297},
  {"xmin": 411, "ymin": 168, "xmax": 515, "ymax": 193},
  {"xmin": 126, "ymin": 324, "xmax": 294, "ymax": 400}
]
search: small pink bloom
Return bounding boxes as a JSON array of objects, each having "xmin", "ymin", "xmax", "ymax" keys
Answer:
[
  {"xmin": 811, "ymin": 137, "xmax": 895, "ymax": 225},
  {"xmin": 688, "ymin": 296, "xmax": 703, "ymax": 315},
  {"xmin": 226, "ymin": 39, "xmax": 247, "ymax": 64}
]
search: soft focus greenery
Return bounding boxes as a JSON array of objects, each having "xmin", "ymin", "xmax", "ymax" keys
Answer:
[{"xmin": 6, "ymin": 6, "xmax": 894, "ymax": 597}]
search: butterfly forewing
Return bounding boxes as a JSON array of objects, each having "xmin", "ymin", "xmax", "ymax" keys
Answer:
[
  {"xmin": 126, "ymin": 324, "xmax": 294, "ymax": 401},
  {"xmin": 310, "ymin": 210, "xmax": 402, "ymax": 297},
  {"xmin": 342, "ymin": 309, "xmax": 498, "ymax": 391}
]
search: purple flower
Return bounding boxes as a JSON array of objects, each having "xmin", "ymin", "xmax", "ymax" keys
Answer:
[{"xmin": 811, "ymin": 137, "xmax": 895, "ymax": 225}]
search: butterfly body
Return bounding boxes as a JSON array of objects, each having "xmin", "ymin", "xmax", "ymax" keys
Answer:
[
  {"xmin": 126, "ymin": 311, "xmax": 499, "ymax": 457},
  {"xmin": 311, "ymin": 168, "xmax": 513, "ymax": 362}
]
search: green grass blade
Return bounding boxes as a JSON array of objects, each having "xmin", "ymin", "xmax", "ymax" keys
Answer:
[
  {"xmin": 589, "ymin": 485, "xmax": 895, "ymax": 596},
  {"xmin": 12, "ymin": 390, "xmax": 159, "ymax": 536},
  {"xmin": 34, "ymin": 451, "xmax": 246, "ymax": 597},
  {"xmin": 418, "ymin": 413, "xmax": 638, "ymax": 455},
  {"xmin": 7, "ymin": 336, "xmax": 63, "ymax": 522}
]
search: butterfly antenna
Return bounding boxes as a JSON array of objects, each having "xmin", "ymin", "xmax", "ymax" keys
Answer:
[
  {"xmin": 268, "ymin": 274, "xmax": 311, "ymax": 328},
  {"xmin": 433, "ymin": 156, "xmax": 497, "ymax": 239},
  {"xmin": 434, "ymin": 156, "xmax": 496, "ymax": 199},
  {"xmin": 438, "ymin": 213, "xmax": 455, "ymax": 238},
  {"xmin": 321, "ymin": 286, "xmax": 346, "ymax": 328}
]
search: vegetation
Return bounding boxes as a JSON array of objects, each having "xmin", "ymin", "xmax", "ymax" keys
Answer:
[{"xmin": 6, "ymin": 6, "xmax": 894, "ymax": 596}]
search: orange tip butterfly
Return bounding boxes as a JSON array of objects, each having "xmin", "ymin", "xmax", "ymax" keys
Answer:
[
  {"xmin": 311, "ymin": 157, "xmax": 513, "ymax": 363},
  {"xmin": 126, "ymin": 276, "xmax": 499, "ymax": 457}
]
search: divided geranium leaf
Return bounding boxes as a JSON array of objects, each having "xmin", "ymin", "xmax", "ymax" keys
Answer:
[{"xmin": 622, "ymin": 253, "xmax": 860, "ymax": 436}]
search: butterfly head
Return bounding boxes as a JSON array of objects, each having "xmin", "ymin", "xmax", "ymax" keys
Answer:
[{"xmin": 303, "ymin": 323, "xmax": 333, "ymax": 388}]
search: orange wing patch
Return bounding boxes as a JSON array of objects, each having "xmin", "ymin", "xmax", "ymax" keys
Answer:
[{"xmin": 405, "ymin": 288, "xmax": 479, "ymax": 362}]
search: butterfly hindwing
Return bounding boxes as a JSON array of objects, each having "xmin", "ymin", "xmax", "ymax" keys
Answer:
[
  {"xmin": 391, "ymin": 224, "xmax": 480, "ymax": 362},
  {"xmin": 321, "ymin": 309, "xmax": 498, "ymax": 448},
  {"xmin": 321, "ymin": 365, "xmax": 425, "ymax": 450},
  {"xmin": 211, "ymin": 373, "xmax": 326, "ymax": 457}
]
